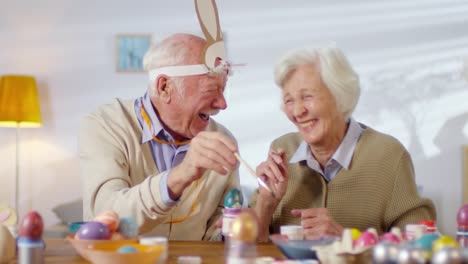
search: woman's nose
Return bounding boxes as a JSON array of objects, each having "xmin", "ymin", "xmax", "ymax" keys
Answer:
[{"xmin": 293, "ymin": 101, "xmax": 306, "ymax": 117}]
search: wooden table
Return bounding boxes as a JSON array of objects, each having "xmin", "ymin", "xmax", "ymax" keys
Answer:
[{"xmin": 9, "ymin": 239, "xmax": 286, "ymax": 263}]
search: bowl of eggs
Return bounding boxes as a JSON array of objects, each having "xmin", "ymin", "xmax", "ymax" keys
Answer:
[
  {"xmin": 270, "ymin": 234, "xmax": 336, "ymax": 260},
  {"xmin": 81, "ymin": 243, "xmax": 164, "ymax": 264},
  {"xmin": 67, "ymin": 235, "xmax": 138, "ymax": 258},
  {"xmin": 67, "ymin": 211, "xmax": 139, "ymax": 259}
]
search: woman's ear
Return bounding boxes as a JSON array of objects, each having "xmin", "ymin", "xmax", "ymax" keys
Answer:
[{"xmin": 156, "ymin": 75, "xmax": 171, "ymax": 103}]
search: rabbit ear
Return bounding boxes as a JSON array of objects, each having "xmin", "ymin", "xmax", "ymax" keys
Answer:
[
  {"xmin": 195, "ymin": 0, "xmax": 228, "ymax": 70},
  {"xmin": 195, "ymin": 0, "xmax": 223, "ymax": 43}
]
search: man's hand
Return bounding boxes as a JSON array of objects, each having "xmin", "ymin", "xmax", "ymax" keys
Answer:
[
  {"xmin": 167, "ymin": 131, "xmax": 237, "ymax": 200},
  {"xmin": 291, "ymin": 208, "xmax": 344, "ymax": 240}
]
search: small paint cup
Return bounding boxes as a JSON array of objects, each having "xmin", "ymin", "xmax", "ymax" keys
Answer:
[{"xmin": 280, "ymin": 225, "xmax": 304, "ymax": 240}]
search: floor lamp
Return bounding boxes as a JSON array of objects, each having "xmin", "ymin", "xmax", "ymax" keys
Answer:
[{"xmin": 0, "ymin": 75, "xmax": 42, "ymax": 216}]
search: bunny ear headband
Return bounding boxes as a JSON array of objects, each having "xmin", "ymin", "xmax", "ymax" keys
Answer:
[{"xmin": 148, "ymin": 0, "xmax": 230, "ymax": 81}]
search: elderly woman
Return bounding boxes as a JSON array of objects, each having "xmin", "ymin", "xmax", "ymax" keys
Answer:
[{"xmin": 250, "ymin": 46, "xmax": 436, "ymax": 241}]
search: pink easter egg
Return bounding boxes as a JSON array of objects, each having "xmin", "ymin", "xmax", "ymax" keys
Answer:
[
  {"xmin": 380, "ymin": 232, "xmax": 401, "ymax": 244},
  {"xmin": 94, "ymin": 211, "xmax": 120, "ymax": 233},
  {"xmin": 354, "ymin": 231, "xmax": 378, "ymax": 248}
]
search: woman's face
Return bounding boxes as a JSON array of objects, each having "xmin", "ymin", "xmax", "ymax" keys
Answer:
[{"xmin": 282, "ymin": 64, "xmax": 345, "ymax": 148}]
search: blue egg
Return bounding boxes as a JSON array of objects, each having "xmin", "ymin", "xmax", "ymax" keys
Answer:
[
  {"xmin": 414, "ymin": 233, "xmax": 441, "ymax": 251},
  {"xmin": 118, "ymin": 216, "xmax": 138, "ymax": 239},
  {"xmin": 224, "ymin": 188, "xmax": 243, "ymax": 208},
  {"xmin": 68, "ymin": 221, "xmax": 88, "ymax": 235},
  {"xmin": 117, "ymin": 245, "xmax": 138, "ymax": 253}
]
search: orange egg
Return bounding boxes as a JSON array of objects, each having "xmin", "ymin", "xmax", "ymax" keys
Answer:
[
  {"xmin": 94, "ymin": 211, "xmax": 120, "ymax": 233},
  {"xmin": 110, "ymin": 232, "xmax": 125, "ymax": 241}
]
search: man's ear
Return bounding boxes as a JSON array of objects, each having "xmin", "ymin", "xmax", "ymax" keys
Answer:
[{"xmin": 156, "ymin": 75, "xmax": 172, "ymax": 103}]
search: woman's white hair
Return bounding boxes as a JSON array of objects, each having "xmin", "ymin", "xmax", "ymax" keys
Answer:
[{"xmin": 274, "ymin": 45, "xmax": 360, "ymax": 120}]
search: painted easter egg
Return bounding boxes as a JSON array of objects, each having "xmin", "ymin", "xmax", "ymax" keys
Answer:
[
  {"xmin": 458, "ymin": 204, "xmax": 468, "ymax": 227},
  {"xmin": 414, "ymin": 232, "xmax": 440, "ymax": 251},
  {"xmin": 117, "ymin": 245, "xmax": 138, "ymax": 253},
  {"xmin": 350, "ymin": 228, "xmax": 361, "ymax": 241},
  {"xmin": 68, "ymin": 221, "xmax": 87, "ymax": 235},
  {"xmin": 94, "ymin": 211, "xmax": 120, "ymax": 233},
  {"xmin": 380, "ymin": 232, "xmax": 401, "ymax": 244},
  {"xmin": 354, "ymin": 231, "xmax": 378, "ymax": 248},
  {"xmin": 19, "ymin": 211, "xmax": 43, "ymax": 240},
  {"xmin": 231, "ymin": 211, "xmax": 258, "ymax": 242},
  {"xmin": 110, "ymin": 232, "xmax": 126, "ymax": 241},
  {"xmin": 118, "ymin": 216, "xmax": 138, "ymax": 239},
  {"xmin": 76, "ymin": 221, "xmax": 110, "ymax": 240},
  {"xmin": 224, "ymin": 188, "xmax": 243, "ymax": 208},
  {"xmin": 432, "ymin": 235, "xmax": 458, "ymax": 252}
]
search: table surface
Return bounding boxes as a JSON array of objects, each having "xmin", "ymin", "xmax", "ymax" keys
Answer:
[{"xmin": 9, "ymin": 238, "xmax": 286, "ymax": 264}]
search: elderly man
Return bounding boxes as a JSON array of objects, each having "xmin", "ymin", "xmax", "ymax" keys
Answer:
[
  {"xmin": 80, "ymin": 33, "xmax": 239, "ymax": 240},
  {"xmin": 251, "ymin": 46, "xmax": 436, "ymax": 241}
]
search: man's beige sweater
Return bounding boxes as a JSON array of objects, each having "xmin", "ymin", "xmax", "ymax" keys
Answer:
[
  {"xmin": 80, "ymin": 98, "xmax": 240, "ymax": 240},
  {"xmin": 250, "ymin": 126, "xmax": 436, "ymax": 235}
]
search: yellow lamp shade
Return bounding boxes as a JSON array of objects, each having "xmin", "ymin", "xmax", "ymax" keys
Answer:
[{"xmin": 0, "ymin": 75, "xmax": 42, "ymax": 128}]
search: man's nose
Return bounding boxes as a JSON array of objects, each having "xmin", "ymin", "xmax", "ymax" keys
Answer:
[{"xmin": 213, "ymin": 93, "xmax": 227, "ymax": 110}]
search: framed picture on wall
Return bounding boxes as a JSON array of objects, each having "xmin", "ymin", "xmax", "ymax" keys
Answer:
[{"xmin": 116, "ymin": 34, "xmax": 152, "ymax": 72}]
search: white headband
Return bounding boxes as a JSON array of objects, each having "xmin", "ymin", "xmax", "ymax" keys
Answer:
[
  {"xmin": 148, "ymin": 60, "xmax": 231, "ymax": 82},
  {"xmin": 147, "ymin": 0, "xmax": 235, "ymax": 83}
]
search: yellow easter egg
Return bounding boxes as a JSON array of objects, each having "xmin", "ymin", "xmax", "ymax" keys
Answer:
[
  {"xmin": 432, "ymin": 235, "xmax": 458, "ymax": 252},
  {"xmin": 350, "ymin": 228, "xmax": 361, "ymax": 241},
  {"xmin": 230, "ymin": 212, "xmax": 258, "ymax": 242}
]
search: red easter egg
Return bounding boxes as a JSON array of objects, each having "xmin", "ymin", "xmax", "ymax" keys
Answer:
[
  {"xmin": 19, "ymin": 211, "xmax": 43, "ymax": 240},
  {"xmin": 457, "ymin": 204, "xmax": 468, "ymax": 227}
]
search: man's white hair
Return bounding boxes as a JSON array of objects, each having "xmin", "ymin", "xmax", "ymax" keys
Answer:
[{"xmin": 143, "ymin": 34, "xmax": 205, "ymax": 97}]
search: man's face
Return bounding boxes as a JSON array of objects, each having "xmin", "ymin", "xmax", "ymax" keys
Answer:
[{"xmin": 166, "ymin": 72, "xmax": 228, "ymax": 139}]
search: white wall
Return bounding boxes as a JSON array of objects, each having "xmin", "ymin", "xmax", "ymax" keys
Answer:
[{"xmin": 1, "ymin": 0, "xmax": 467, "ymax": 236}]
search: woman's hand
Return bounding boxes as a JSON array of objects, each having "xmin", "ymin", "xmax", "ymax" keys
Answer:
[
  {"xmin": 256, "ymin": 148, "xmax": 288, "ymax": 202},
  {"xmin": 291, "ymin": 208, "xmax": 344, "ymax": 239}
]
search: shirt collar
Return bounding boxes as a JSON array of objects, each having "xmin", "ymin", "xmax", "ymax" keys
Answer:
[
  {"xmin": 332, "ymin": 118, "xmax": 364, "ymax": 169},
  {"xmin": 139, "ymin": 93, "xmax": 168, "ymax": 143},
  {"xmin": 290, "ymin": 118, "xmax": 364, "ymax": 170}
]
